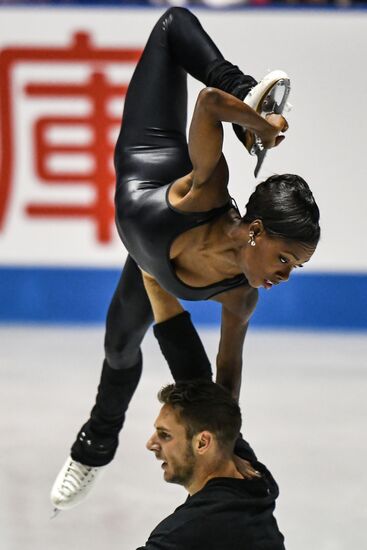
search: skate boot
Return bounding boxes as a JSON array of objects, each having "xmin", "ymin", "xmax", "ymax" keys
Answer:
[
  {"xmin": 244, "ymin": 70, "xmax": 291, "ymax": 177},
  {"xmin": 51, "ymin": 421, "xmax": 118, "ymax": 511},
  {"xmin": 51, "ymin": 455, "xmax": 105, "ymax": 511}
]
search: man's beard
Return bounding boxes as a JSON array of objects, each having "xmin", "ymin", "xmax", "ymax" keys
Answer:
[{"xmin": 165, "ymin": 442, "xmax": 196, "ymax": 486}]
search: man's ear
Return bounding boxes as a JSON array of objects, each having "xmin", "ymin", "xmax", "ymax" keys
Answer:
[{"xmin": 194, "ymin": 431, "xmax": 213, "ymax": 455}]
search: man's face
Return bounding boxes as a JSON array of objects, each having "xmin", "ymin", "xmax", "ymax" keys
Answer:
[
  {"xmin": 146, "ymin": 404, "xmax": 196, "ymax": 487},
  {"xmin": 240, "ymin": 232, "xmax": 316, "ymax": 290}
]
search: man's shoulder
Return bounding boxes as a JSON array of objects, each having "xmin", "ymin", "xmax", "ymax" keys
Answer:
[
  {"xmin": 138, "ymin": 503, "xmax": 206, "ymax": 550},
  {"xmin": 139, "ymin": 481, "xmax": 283, "ymax": 550}
]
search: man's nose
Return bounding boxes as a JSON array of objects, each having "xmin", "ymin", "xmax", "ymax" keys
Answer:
[{"xmin": 146, "ymin": 433, "xmax": 159, "ymax": 451}]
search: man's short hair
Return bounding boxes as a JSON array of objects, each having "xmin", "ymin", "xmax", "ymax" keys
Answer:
[{"xmin": 158, "ymin": 380, "xmax": 241, "ymax": 454}]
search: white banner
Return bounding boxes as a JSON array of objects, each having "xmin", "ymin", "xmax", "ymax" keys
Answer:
[{"xmin": 0, "ymin": 7, "xmax": 366, "ymax": 270}]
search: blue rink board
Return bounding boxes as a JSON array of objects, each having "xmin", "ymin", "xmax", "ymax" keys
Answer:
[{"xmin": 0, "ymin": 266, "xmax": 366, "ymax": 330}]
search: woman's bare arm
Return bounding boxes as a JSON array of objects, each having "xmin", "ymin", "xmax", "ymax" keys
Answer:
[
  {"xmin": 213, "ymin": 285, "xmax": 258, "ymax": 400},
  {"xmin": 188, "ymin": 87, "xmax": 286, "ymax": 187}
]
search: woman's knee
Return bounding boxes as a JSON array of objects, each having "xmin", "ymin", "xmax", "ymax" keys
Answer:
[
  {"xmin": 105, "ymin": 340, "xmax": 142, "ymax": 370},
  {"xmin": 163, "ymin": 6, "xmax": 192, "ymax": 19},
  {"xmin": 104, "ymin": 306, "xmax": 152, "ymax": 370},
  {"xmin": 162, "ymin": 6, "xmax": 199, "ymax": 32}
]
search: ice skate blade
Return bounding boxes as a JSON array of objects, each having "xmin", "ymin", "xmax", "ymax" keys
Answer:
[
  {"xmin": 254, "ymin": 148, "xmax": 267, "ymax": 178},
  {"xmin": 261, "ymin": 79, "xmax": 291, "ymax": 116},
  {"xmin": 252, "ymin": 78, "xmax": 291, "ymax": 178}
]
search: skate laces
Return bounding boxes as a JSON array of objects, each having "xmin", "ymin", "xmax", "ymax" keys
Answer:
[{"xmin": 59, "ymin": 460, "xmax": 97, "ymax": 497}]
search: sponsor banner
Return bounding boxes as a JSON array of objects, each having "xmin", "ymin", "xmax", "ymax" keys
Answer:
[
  {"xmin": 1, "ymin": 266, "xmax": 366, "ymax": 330},
  {"xmin": 0, "ymin": 7, "xmax": 366, "ymax": 271},
  {"xmin": 0, "ymin": 12, "xmax": 143, "ymax": 265}
]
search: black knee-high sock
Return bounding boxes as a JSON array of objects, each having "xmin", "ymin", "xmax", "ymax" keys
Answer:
[
  {"xmin": 71, "ymin": 357, "xmax": 142, "ymax": 466},
  {"xmin": 206, "ymin": 59, "xmax": 257, "ymax": 100},
  {"xmin": 153, "ymin": 311, "xmax": 212, "ymax": 382},
  {"xmin": 206, "ymin": 59, "xmax": 257, "ymax": 144}
]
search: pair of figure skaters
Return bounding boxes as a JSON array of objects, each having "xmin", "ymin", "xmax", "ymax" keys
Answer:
[{"xmin": 51, "ymin": 8, "xmax": 320, "ymax": 549}]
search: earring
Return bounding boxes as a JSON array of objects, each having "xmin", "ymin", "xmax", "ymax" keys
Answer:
[{"xmin": 248, "ymin": 231, "xmax": 256, "ymax": 247}]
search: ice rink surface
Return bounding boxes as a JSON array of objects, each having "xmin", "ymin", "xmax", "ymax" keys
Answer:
[{"xmin": 1, "ymin": 326, "xmax": 366, "ymax": 550}]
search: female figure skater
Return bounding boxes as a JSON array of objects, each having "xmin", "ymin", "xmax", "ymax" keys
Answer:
[{"xmin": 51, "ymin": 7, "xmax": 320, "ymax": 511}]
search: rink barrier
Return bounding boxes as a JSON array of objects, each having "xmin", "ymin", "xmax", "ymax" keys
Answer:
[{"xmin": 0, "ymin": 266, "xmax": 366, "ymax": 330}]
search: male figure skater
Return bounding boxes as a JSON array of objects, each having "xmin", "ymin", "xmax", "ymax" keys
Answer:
[{"xmin": 141, "ymin": 380, "xmax": 285, "ymax": 549}]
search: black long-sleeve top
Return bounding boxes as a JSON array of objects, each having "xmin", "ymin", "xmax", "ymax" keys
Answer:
[{"xmin": 137, "ymin": 437, "xmax": 285, "ymax": 550}]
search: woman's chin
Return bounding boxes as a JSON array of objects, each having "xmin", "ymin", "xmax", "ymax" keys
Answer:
[{"xmin": 247, "ymin": 277, "xmax": 261, "ymax": 289}]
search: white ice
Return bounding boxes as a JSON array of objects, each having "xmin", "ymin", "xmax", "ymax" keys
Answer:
[{"xmin": 1, "ymin": 326, "xmax": 366, "ymax": 550}]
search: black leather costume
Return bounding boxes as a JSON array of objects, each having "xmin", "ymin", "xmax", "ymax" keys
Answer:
[
  {"xmin": 116, "ymin": 183, "xmax": 246, "ymax": 301},
  {"xmin": 71, "ymin": 8, "xmax": 257, "ymax": 467}
]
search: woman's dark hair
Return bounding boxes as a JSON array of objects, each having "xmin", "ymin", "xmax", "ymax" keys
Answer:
[
  {"xmin": 158, "ymin": 380, "xmax": 241, "ymax": 454},
  {"xmin": 242, "ymin": 174, "xmax": 320, "ymax": 245}
]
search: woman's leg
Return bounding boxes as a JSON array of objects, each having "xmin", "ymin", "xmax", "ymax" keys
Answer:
[
  {"xmin": 70, "ymin": 256, "xmax": 153, "ymax": 466},
  {"xmin": 115, "ymin": 7, "xmax": 256, "ymax": 183}
]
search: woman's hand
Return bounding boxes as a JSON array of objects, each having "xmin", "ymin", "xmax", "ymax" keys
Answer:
[
  {"xmin": 260, "ymin": 113, "xmax": 289, "ymax": 149},
  {"xmin": 235, "ymin": 113, "xmax": 288, "ymax": 154},
  {"xmin": 233, "ymin": 454, "xmax": 261, "ymax": 480}
]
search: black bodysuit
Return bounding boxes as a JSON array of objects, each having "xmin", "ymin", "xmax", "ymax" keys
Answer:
[
  {"xmin": 71, "ymin": 7, "xmax": 257, "ymax": 468},
  {"xmin": 116, "ymin": 180, "xmax": 246, "ymax": 301}
]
